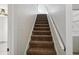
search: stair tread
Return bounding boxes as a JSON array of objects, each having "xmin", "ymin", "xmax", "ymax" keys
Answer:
[
  {"xmin": 35, "ymin": 26, "xmax": 49, "ymax": 27},
  {"xmin": 29, "ymin": 48, "xmax": 55, "ymax": 52},
  {"xmin": 34, "ymin": 27, "xmax": 50, "ymax": 30},
  {"xmin": 35, "ymin": 24, "xmax": 48, "ymax": 25},
  {"xmin": 73, "ymin": 52, "xmax": 79, "ymax": 55},
  {"xmin": 36, "ymin": 20, "xmax": 48, "ymax": 21},
  {"xmin": 30, "ymin": 41, "xmax": 54, "ymax": 48},
  {"xmin": 30, "ymin": 40, "xmax": 53, "ymax": 44},
  {"xmin": 35, "ymin": 24, "xmax": 49, "ymax": 26},
  {"xmin": 28, "ymin": 47, "xmax": 56, "ymax": 55},
  {"xmin": 34, "ymin": 27, "xmax": 49, "ymax": 28},
  {"xmin": 31, "ymin": 36, "xmax": 52, "ymax": 41},
  {"xmin": 32, "ymin": 35, "xmax": 52, "ymax": 37},
  {"xmin": 33, "ymin": 30, "xmax": 50, "ymax": 32}
]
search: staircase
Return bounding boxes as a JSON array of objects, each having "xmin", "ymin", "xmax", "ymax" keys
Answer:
[{"xmin": 27, "ymin": 14, "xmax": 56, "ymax": 55}]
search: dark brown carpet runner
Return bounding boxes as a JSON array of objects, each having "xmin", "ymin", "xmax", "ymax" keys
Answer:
[{"xmin": 27, "ymin": 14, "xmax": 56, "ymax": 55}]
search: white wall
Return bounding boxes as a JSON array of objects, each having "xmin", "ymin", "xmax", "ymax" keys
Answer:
[
  {"xmin": 47, "ymin": 15, "xmax": 65, "ymax": 55},
  {"xmin": 0, "ymin": 4, "xmax": 8, "ymax": 55},
  {"xmin": 72, "ymin": 5, "xmax": 79, "ymax": 34},
  {"xmin": 46, "ymin": 4, "xmax": 66, "ymax": 46},
  {"xmin": 8, "ymin": 4, "xmax": 38, "ymax": 55},
  {"xmin": 72, "ymin": 4, "xmax": 79, "ymax": 54},
  {"xmin": 0, "ymin": 16, "xmax": 7, "ymax": 42},
  {"xmin": 46, "ymin": 4, "xmax": 66, "ymax": 54},
  {"xmin": 72, "ymin": 4, "xmax": 79, "ymax": 10},
  {"xmin": 0, "ymin": 16, "xmax": 8, "ymax": 54},
  {"xmin": 46, "ymin": 4, "xmax": 72, "ymax": 55},
  {"xmin": 73, "ymin": 36, "xmax": 79, "ymax": 53},
  {"xmin": 38, "ymin": 4, "xmax": 48, "ymax": 14}
]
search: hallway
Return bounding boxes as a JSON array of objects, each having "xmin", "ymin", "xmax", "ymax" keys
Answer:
[
  {"xmin": 0, "ymin": 4, "xmax": 77, "ymax": 55},
  {"xmin": 1, "ymin": 1, "xmax": 79, "ymax": 59},
  {"xmin": 8, "ymin": 4, "xmax": 71, "ymax": 55}
]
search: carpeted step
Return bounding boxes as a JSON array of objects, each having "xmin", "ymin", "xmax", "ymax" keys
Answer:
[
  {"xmin": 32, "ymin": 30, "xmax": 51, "ymax": 35},
  {"xmin": 35, "ymin": 21, "xmax": 48, "ymax": 24},
  {"xmin": 27, "ymin": 48, "xmax": 56, "ymax": 55},
  {"xmin": 34, "ymin": 27, "xmax": 50, "ymax": 30},
  {"xmin": 31, "ymin": 35, "xmax": 52, "ymax": 41},
  {"xmin": 29, "ymin": 40, "xmax": 54, "ymax": 48},
  {"xmin": 35, "ymin": 24, "xmax": 49, "ymax": 27},
  {"xmin": 36, "ymin": 19, "xmax": 48, "ymax": 21}
]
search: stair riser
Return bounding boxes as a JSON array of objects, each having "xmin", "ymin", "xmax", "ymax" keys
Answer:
[
  {"xmin": 36, "ymin": 20, "xmax": 48, "ymax": 21},
  {"xmin": 27, "ymin": 51, "xmax": 56, "ymax": 55},
  {"xmin": 37, "ymin": 15, "xmax": 47, "ymax": 17},
  {"xmin": 31, "ymin": 37, "xmax": 52, "ymax": 41},
  {"xmin": 36, "ymin": 20, "xmax": 48, "ymax": 22},
  {"xmin": 36, "ymin": 22, "xmax": 48, "ymax": 24},
  {"xmin": 35, "ymin": 24, "xmax": 49, "ymax": 27},
  {"xmin": 34, "ymin": 27, "xmax": 50, "ymax": 30},
  {"xmin": 36, "ymin": 23, "xmax": 48, "ymax": 24},
  {"xmin": 36, "ymin": 21, "xmax": 48, "ymax": 22},
  {"xmin": 29, "ymin": 43, "xmax": 54, "ymax": 48},
  {"xmin": 32, "ymin": 32, "xmax": 51, "ymax": 35},
  {"xmin": 37, "ymin": 16, "xmax": 47, "ymax": 19}
]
